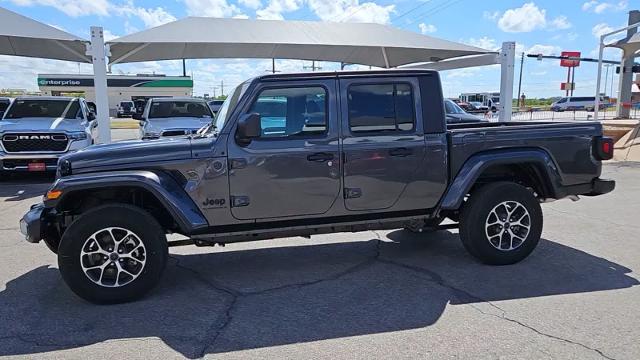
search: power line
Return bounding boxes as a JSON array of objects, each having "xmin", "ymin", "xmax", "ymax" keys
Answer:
[{"xmin": 399, "ymin": 0, "xmax": 466, "ymax": 29}]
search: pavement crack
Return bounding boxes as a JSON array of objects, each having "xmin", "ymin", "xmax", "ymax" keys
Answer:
[
  {"xmin": 170, "ymin": 239, "xmax": 383, "ymax": 357},
  {"xmin": 377, "ymin": 258, "xmax": 615, "ymax": 360}
]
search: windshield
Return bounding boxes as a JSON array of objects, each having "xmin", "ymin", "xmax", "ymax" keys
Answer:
[
  {"xmin": 444, "ymin": 100, "xmax": 466, "ymax": 114},
  {"xmin": 210, "ymin": 81, "xmax": 250, "ymax": 133},
  {"xmin": 4, "ymin": 99, "xmax": 82, "ymax": 119},
  {"xmin": 148, "ymin": 101, "xmax": 213, "ymax": 119}
]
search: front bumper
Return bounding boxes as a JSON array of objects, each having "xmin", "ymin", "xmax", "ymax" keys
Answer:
[{"xmin": 20, "ymin": 203, "xmax": 45, "ymax": 243}]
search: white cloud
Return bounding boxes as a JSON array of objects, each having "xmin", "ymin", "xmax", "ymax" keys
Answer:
[
  {"xmin": 239, "ymin": 0, "xmax": 262, "ymax": 9},
  {"xmin": 550, "ymin": 16, "xmax": 572, "ymax": 30},
  {"xmin": 483, "ymin": 10, "xmax": 501, "ymax": 21},
  {"xmin": 0, "ymin": 56, "xmax": 92, "ymax": 91},
  {"xmin": 463, "ymin": 37, "xmax": 499, "ymax": 51},
  {"xmin": 102, "ymin": 29, "xmax": 119, "ymax": 41},
  {"xmin": 116, "ymin": 5, "xmax": 177, "ymax": 28},
  {"xmin": 527, "ymin": 44, "xmax": 561, "ymax": 56},
  {"xmin": 256, "ymin": 0, "xmax": 302, "ymax": 20},
  {"xmin": 182, "ymin": 0, "xmax": 242, "ymax": 17},
  {"xmin": 582, "ymin": 1, "xmax": 627, "ymax": 14},
  {"xmin": 592, "ymin": 23, "xmax": 614, "ymax": 38},
  {"xmin": 6, "ymin": 0, "xmax": 110, "ymax": 17},
  {"xmin": 498, "ymin": 3, "xmax": 571, "ymax": 32},
  {"xmin": 498, "ymin": 3, "xmax": 547, "ymax": 32},
  {"xmin": 307, "ymin": 0, "xmax": 395, "ymax": 24},
  {"xmin": 418, "ymin": 23, "xmax": 436, "ymax": 34}
]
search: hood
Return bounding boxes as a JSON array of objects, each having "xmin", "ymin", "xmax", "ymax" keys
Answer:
[
  {"xmin": 0, "ymin": 117, "xmax": 87, "ymax": 133},
  {"xmin": 446, "ymin": 113, "xmax": 486, "ymax": 123},
  {"xmin": 146, "ymin": 117, "xmax": 212, "ymax": 131},
  {"xmin": 62, "ymin": 137, "xmax": 194, "ymax": 172}
]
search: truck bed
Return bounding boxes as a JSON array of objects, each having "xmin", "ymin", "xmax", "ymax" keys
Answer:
[{"xmin": 446, "ymin": 121, "xmax": 603, "ymax": 187}]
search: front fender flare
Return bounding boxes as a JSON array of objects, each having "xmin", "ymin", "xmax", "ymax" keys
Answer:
[
  {"xmin": 46, "ymin": 170, "xmax": 209, "ymax": 235},
  {"xmin": 440, "ymin": 148, "xmax": 563, "ymax": 210}
]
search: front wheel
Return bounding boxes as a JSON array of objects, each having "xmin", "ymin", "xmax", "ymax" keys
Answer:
[
  {"xmin": 58, "ymin": 204, "xmax": 168, "ymax": 304},
  {"xmin": 459, "ymin": 182, "xmax": 542, "ymax": 265}
]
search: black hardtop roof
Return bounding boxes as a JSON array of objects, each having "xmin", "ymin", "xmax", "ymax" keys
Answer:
[{"xmin": 257, "ymin": 69, "xmax": 437, "ymax": 82}]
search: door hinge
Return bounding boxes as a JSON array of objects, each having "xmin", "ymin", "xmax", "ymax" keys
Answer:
[{"xmin": 344, "ymin": 188, "xmax": 362, "ymax": 199}]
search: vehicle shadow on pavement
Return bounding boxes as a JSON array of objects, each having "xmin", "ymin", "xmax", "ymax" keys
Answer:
[
  {"xmin": 0, "ymin": 175, "xmax": 53, "ymax": 201},
  {"xmin": 0, "ymin": 230, "xmax": 637, "ymax": 358}
]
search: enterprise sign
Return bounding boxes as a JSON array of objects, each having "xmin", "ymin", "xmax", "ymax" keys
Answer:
[{"xmin": 37, "ymin": 77, "xmax": 194, "ymax": 88}]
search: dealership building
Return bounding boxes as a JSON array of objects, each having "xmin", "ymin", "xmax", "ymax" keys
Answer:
[{"xmin": 37, "ymin": 74, "xmax": 193, "ymax": 115}]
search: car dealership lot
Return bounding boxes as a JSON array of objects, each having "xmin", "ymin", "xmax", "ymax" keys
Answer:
[{"xmin": 0, "ymin": 160, "xmax": 638, "ymax": 359}]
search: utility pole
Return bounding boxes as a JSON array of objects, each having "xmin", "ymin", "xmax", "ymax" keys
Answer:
[
  {"xmin": 220, "ymin": 80, "xmax": 224, "ymax": 97},
  {"xmin": 303, "ymin": 61, "xmax": 322, "ymax": 72},
  {"xmin": 265, "ymin": 58, "xmax": 281, "ymax": 74},
  {"xmin": 603, "ymin": 64, "xmax": 611, "ymax": 97},
  {"xmin": 516, "ymin": 52, "xmax": 524, "ymax": 108}
]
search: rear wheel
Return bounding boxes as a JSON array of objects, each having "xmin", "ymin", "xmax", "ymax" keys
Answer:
[
  {"xmin": 58, "ymin": 204, "xmax": 168, "ymax": 304},
  {"xmin": 459, "ymin": 182, "xmax": 542, "ymax": 265}
]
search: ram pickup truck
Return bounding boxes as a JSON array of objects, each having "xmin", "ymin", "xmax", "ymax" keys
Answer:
[
  {"xmin": 0, "ymin": 96, "xmax": 96, "ymax": 176},
  {"xmin": 20, "ymin": 70, "xmax": 615, "ymax": 304}
]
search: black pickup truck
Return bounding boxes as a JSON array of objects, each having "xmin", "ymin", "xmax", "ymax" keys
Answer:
[{"xmin": 20, "ymin": 70, "xmax": 615, "ymax": 304}]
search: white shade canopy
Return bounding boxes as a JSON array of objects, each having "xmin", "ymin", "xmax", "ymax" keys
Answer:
[
  {"xmin": 0, "ymin": 6, "xmax": 90, "ymax": 62},
  {"xmin": 609, "ymin": 32, "xmax": 640, "ymax": 54},
  {"xmin": 108, "ymin": 17, "xmax": 489, "ymax": 67}
]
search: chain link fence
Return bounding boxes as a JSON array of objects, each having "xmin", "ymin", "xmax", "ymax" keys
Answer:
[{"xmin": 483, "ymin": 104, "xmax": 640, "ymax": 122}]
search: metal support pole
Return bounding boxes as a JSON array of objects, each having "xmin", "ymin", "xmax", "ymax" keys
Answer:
[
  {"xmin": 570, "ymin": 66, "xmax": 576, "ymax": 97},
  {"xmin": 594, "ymin": 35, "xmax": 605, "ymax": 121},
  {"xmin": 498, "ymin": 42, "xmax": 515, "ymax": 122},
  {"xmin": 88, "ymin": 26, "xmax": 111, "ymax": 144},
  {"xmin": 182, "ymin": 59, "xmax": 186, "ymax": 77},
  {"xmin": 517, "ymin": 52, "xmax": 524, "ymax": 108}
]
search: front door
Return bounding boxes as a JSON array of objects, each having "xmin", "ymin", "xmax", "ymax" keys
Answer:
[
  {"xmin": 340, "ymin": 77, "xmax": 425, "ymax": 211},
  {"xmin": 227, "ymin": 80, "xmax": 341, "ymax": 220}
]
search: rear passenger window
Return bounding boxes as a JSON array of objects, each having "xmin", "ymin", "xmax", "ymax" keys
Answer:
[
  {"xmin": 249, "ymin": 86, "xmax": 327, "ymax": 138},
  {"xmin": 348, "ymin": 83, "xmax": 415, "ymax": 133}
]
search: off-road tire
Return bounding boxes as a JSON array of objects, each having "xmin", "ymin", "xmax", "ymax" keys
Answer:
[
  {"xmin": 58, "ymin": 204, "xmax": 168, "ymax": 304},
  {"xmin": 459, "ymin": 182, "xmax": 542, "ymax": 265}
]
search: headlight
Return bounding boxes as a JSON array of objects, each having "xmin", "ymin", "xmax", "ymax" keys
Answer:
[
  {"xmin": 58, "ymin": 159, "xmax": 72, "ymax": 177},
  {"xmin": 68, "ymin": 132, "xmax": 87, "ymax": 141}
]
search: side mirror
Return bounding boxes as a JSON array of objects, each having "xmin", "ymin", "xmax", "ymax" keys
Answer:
[
  {"xmin": 236, "ymin": 113, "xmax": 261, "ymax": 145},
  {"xmin": 87, "ymin": 112, "xmax": 96, "ymax": 121}
]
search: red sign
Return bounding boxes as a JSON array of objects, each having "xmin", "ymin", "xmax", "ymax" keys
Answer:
[
  {"xmin": 560, "ymin": 82, "xmax": 575, "ymax": 90},
  {"xmin": 560, "ymin": 51, "xmax": 581, "ymax": 67}
]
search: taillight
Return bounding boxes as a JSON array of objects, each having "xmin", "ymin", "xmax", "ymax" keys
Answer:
[{"xmin": 593, "ymin": 136, "xmax": 614, "ymax": 161}]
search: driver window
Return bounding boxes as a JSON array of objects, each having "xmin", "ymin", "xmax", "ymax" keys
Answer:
[{"xmin": 249, "ymin": 86, "xmax": 327, "ymax": 138}]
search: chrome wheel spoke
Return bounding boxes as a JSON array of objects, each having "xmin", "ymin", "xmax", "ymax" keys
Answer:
[
  {"xmin": 485, "ymin": 201, "xmax": 531, "ymax": 252},
  {"xmin": 80, "ymin": 227, "xmax": 146, "ymax": 288}
]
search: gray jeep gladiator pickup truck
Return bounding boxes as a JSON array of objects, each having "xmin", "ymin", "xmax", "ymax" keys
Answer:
[{"xmin": 20, "ymin": 70, "xmax": 615, "ymax": 304}]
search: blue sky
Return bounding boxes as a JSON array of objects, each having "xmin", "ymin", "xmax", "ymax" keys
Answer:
[{"xmin": 0, "ymin": 0, "xmax": 634, "ymax": 98}]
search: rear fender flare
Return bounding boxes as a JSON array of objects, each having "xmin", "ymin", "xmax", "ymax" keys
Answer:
[{"xmin": 440, "ymin": 148, "xmax": 562, "ymax": 210}]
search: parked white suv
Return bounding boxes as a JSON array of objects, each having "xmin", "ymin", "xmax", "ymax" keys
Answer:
[
  {"xmin": 551, "ymin": 96, "xmax": 606, "ymax": 112},
  {"xmin": 137, "ymin": 98, "xmax": 214, "ymax": 139},
  {"xmin": 0, "ymin": 96, "xmax": 96, "ymax": 176}
]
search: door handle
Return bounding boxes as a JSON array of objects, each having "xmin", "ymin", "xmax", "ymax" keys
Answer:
[
  {"xmin": 389, "ymin": 147, "xmax": 413, "ymax": 157},
  {"xmin": 307, "ymin": 152, "xmax": 334, "ymax": 162}
]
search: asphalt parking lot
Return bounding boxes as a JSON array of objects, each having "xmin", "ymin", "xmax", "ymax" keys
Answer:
[{"xmin": 0, "ymin": 152, "xmax": 639, "ymax": 358}]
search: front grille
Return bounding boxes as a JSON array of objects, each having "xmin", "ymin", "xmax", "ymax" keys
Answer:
[{"xmin": 2, "ymin": 133, "xmax": 69, "ymax": 153}]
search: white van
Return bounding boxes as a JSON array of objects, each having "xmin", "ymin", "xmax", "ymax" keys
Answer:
[{"xmin": 551, "ymin": 96, "xmax": 606, "ymax": 112}]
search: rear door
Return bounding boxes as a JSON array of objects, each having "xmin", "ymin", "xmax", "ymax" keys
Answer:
[
  {"xmin": 226, "ymin": 79, "xmax": 341, "ymax": 220},
  {"xmin": 340, "ymin": 77, "xmax": 425, "ymax": 211}
]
